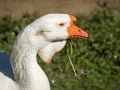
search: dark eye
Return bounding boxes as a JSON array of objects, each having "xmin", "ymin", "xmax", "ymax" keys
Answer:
[{"xmin": 59, "ymin": 22, "xmax": 65, "ymax": 26}]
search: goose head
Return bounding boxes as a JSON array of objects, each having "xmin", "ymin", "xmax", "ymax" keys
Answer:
[
  {"xmin": 34, "ymin": 14, "xmax": 88, "ymax": 41},
  {"xmin": 15, "ymin": 14, "xmax": 88, "ymax": 63}
]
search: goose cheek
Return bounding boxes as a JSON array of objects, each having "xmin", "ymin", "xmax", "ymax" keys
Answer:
[{"xmin": 35, "ymin": 31, "xmax": 43, "ymax": 36}]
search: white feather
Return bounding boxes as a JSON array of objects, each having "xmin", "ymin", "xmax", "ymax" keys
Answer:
[{"xmin": 0, "ymin": 13, "xmax": 71, "ymax": 90}]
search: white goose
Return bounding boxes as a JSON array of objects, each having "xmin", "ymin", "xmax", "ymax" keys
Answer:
[{"xmin": 0, "ymin": 14, "xmax": 88, "ymax": 90}]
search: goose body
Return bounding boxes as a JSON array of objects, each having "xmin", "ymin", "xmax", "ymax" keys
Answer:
[{"xmin": 0, "ymin": 14, "xmax": 88, "ymax": 90}]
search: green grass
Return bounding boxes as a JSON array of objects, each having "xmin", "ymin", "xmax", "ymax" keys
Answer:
[{"xmin": 0, "ymin": 9, "xmax": 120, "ymax": 90}]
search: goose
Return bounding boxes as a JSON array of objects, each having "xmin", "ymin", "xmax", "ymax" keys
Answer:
[{"xmin": 0, "ymin": 14, "xmax": 88, "ymax": 90}]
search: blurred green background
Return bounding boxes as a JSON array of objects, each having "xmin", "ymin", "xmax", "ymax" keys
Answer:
[{"xmin": 0, "ymin": 0, "xmax": 120, "ymax": 90}]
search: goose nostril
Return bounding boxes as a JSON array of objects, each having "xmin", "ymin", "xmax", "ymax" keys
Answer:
[{"xmin": 78, "ymin": 29, "xmax": 81, "ymax": 32}]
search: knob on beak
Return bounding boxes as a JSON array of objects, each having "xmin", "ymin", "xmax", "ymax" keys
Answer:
[{"xmin": 68, "ymin": 15, "xmax": 88, "ymax": 39}]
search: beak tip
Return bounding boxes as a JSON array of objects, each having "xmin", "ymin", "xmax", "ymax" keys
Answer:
[
  {"xmin": 85, "ymin": 32, "xmax": 88, "ymax": 38},
  {"xmin": 80, "ymin": 30, "xmax": 88, "ymax": 38}
]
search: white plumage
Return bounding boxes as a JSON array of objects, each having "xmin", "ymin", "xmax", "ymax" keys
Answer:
[{"xmin": 0, "ymin": 14, "xmax": 88, "ymax": 90}]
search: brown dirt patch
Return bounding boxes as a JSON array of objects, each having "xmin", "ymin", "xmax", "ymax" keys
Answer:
[{"xmin": 0, "ymin": 0, "xmax": 120, "ymax": 18}]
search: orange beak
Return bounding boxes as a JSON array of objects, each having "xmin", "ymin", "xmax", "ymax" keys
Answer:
[{"xmin": 68, "ymin": 15, "xmax": 88, "ymax": 39}]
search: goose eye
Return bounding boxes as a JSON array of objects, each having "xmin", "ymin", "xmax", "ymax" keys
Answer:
[{"xmin": 59, "ymin": 22, "xmax": 65, "ymax": 26}]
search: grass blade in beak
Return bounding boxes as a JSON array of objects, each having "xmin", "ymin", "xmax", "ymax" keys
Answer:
[{"xmin": 66, "ymin": 40, "xmax": 77, "ymax": 77}]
